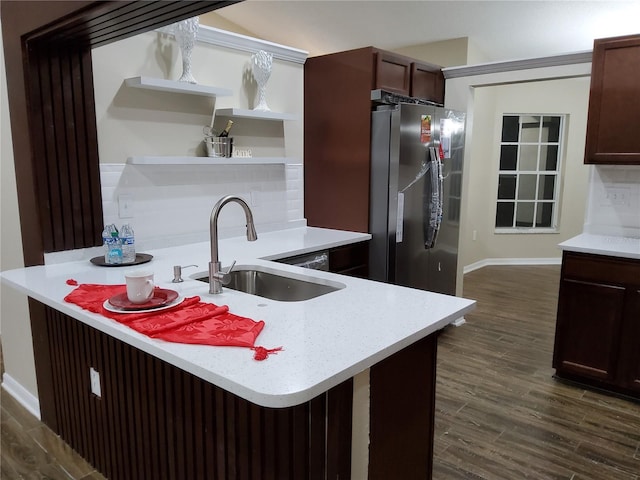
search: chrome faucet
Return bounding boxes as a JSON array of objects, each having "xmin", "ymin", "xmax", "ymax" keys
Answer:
[{"xmin": 209, "ymin": 195, "xmax": 258, "ymax": 294}]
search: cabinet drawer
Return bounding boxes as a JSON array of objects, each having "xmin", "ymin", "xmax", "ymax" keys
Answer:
[{"xmin": 562, "ymin": 251, "xmax": 640, "ymax": 286}]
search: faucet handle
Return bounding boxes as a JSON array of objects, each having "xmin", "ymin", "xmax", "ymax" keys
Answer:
[
  {"xmin": 218, "ymin": 260, "xmax": 237, "ymax": 285},
  {"xmin": 172, "ymin": 264, "xmax": 198, "ymax": 283}
]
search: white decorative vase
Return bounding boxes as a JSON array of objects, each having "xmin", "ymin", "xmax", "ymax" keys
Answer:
[
  {"xmin": 251, "ymin": 50, "xmax": 273, "ymax": 111},
  {"xmin": 172, "ymin": 16, "xmax": 199, "ymax": 84}
]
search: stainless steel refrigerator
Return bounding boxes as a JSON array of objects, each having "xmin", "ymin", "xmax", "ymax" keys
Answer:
[{"xmin": 369, "ymin": 102, "xmax": 466, "ymax": 296}]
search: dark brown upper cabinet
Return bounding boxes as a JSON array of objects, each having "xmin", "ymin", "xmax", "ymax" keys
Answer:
[
  {"xmin": 584, "ymin": 34, "xmax": 640, "ymax": 165},
  {"xmin": 410, "ymin": 61, "xmax": 445, "ymax": 102},
  {"xmin": 373, "ymin": 49, "xmax": 444, "ymax": 103},
  {"xmin": 304, "ymin": 47, "xmax": 444, "ymax": 234},
  {"xmin": 375, "ymin": 50, "xmax": 412, "ymax": 95}
]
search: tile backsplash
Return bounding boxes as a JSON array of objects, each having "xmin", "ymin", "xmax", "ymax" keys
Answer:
[
  {"xmin": 584, "ymin": 165, "xmax": 640, "ymax": 237},
  {"xmin": 100, "ymin": 162, "xmax": 305, "ymax": 250}
]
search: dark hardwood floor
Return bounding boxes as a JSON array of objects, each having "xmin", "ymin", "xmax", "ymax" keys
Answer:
[
  {"xmin": 434, "ymin": 265, "xmax": 640, "ymax": 479},
  {"xmin": 1, "ymin": 265, "xmax": 638, "ymax": 479}
]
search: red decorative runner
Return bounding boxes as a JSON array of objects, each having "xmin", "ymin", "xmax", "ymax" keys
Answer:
[{"xmin": 64, "ymin": 280, "xmax": 281, "ymax": 360}]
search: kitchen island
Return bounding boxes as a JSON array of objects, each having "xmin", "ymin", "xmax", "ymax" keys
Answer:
[{"xmin": 1, "ymin": 227, "xmax": 476, "ymax": 480}]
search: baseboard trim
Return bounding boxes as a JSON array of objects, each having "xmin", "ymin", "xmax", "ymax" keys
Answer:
[
  {"xmin": 464, "ymin": 257, "xmax": 562, "ymax": 274},
  {"xmin": 451, "ymin": 317, "xmax": 466, "ymax": 327},
  {"xmin": 2, "ymin": 373, "xmax": 41, "ymax": 420}
]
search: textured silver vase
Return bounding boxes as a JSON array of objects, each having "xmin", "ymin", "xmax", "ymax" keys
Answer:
[
  {"xmin": 172, "ymin": 16, "xmax": 199, "ymax": 84},
  {"xmin": 251, "ymin": 50, "xmax": 273, "ymax": 111}
]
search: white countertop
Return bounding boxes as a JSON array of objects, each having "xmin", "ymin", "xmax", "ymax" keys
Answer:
[
  {"xmin": 559, "ymin": 233, "xmax": 640, "ymax": 260},
  {"xmin": 1, "ymin": 227, "xmax": 475, "ymax": 408}
]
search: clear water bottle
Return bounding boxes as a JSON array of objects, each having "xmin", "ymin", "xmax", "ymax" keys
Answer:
[
  {"xmin": 103, "ymin": 224, "xmax": 119, "ymax": 263},
  {"xmin": 107, "ymin": 231, "xmax": 123, "ymax": 265},
  {"xmin": 120, "ymin": 224, "xmax": 135, "ymax": 263}
]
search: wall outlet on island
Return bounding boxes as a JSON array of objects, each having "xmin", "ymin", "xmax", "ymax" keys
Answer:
[{"xmin": 90, "ymin": 367, "xmax": 102, "ymax": 398}]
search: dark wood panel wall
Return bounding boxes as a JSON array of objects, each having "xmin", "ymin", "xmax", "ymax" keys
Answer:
[
  {"xmin": 369, "ymin": 334, "xmax": 439, "ymax": 480},
  {"xmin": 44, "ymin": 304, "xmax": 353, "ymax": 480},
  {"xmin": 27, "ymin": 42, "xmax": 104, "ymax": 252}
]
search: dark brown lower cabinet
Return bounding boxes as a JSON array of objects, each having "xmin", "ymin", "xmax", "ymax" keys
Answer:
[
  {"xmin": 328, "ymin": 242, "xmax": 369, "ymax": 278},
  {"xmin": 275, "ymin": 241, "xmax": 370, "ymax": 278},
  {"xmin": 35, "ymin": 301, "xmax": 439, "ymax": 479},
  {"xmin": 553, "ymin": 251, "xmax": 640, "ymax": 399}
]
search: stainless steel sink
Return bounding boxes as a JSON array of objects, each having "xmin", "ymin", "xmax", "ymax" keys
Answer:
[{"xmin": 194, "ymin": 265, "xmax": 346, "ymax": 301}]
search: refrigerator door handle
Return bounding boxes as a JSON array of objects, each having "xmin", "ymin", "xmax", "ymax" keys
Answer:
[{"xmin": 425, "ymin": 147, "xmax": 443, "ymax": 249}]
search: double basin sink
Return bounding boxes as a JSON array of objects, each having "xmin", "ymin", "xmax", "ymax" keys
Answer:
[{"xmin": 194, "ymin": 265, "xmax": 346, "ymax": 302}]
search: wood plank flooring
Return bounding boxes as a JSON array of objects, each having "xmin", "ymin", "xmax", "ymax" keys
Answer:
[
  {"xmin": 1, "ymin": 265, "xmax": 638, "ymax": 479},
  {"xmin": 434, "ymin": 265, "xmax": 640, "ymax": 479}
]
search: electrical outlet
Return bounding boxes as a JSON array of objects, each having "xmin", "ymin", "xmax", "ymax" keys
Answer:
[
  {"xmin": 472, "ymin": 230, "xmax": 477, "ymax": 241},
  {"xmin": 250, "ymin": 190, "xmax": 261, "ymax": 207},
  {"xmin": 118, "ymin": 194, "xmax": 134, "ymax": 219},
  {"xmin": 90, "ymin": 367, "xmax": 102, "ymax": 398}
]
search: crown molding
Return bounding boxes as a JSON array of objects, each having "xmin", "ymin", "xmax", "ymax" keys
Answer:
[
  {"xmin": 156, "ymin": 24, "xmax": 309, "ymax": 64},
  {"xmin": 443, "ymin": 51, "xmax": 593, "ymax": 79}
]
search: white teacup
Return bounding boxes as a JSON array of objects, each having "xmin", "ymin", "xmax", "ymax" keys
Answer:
[{"xmin": 125, "ymin": 271, "xmax": 154, "ymax": 304}]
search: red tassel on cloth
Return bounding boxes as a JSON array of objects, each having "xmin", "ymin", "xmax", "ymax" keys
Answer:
[{"xmin": 251, "ymin": 346, "xmax": 283, "ymax": 361}]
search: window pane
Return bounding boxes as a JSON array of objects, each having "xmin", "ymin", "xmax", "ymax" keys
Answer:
[
  {"xmin": 536, "ymin": 202, "xmax": 554, "ymax": 227},
  {"xmin": 518, "ymin": 174, "xmax": 537, "ymax": 200},
  {"xmin": 542, "ymin": 116, "xmax": 561, "ymax": 142},
  {"xmin": 500, "ymin": 145, "xmax": 518, "ymax": 170},
  {"xmin": 502, "ymin": 116, "xmax": 520, "ymax": 142},
  {"xmin": 520, "ymin": 116, "xmax": 540, "ymax": 142},
  {"xmin": 519, "ymin": 145, "xmax": 538, "ymax": 171},
  {"xmin": 496, "ymin": 202, "xmax": 514, "ymax": 227},
  {"xmin": 515, "ymin": 202, "xmax": 534, "ymax": 227},
  {"xmin": 539, "ymin": 145, "xmax": 558, "ymax": 171},
  {"xmin": 538, "ymin": 175, "xmax": 556, "ymax": 200},
  {"xmin": 498, "ymin": 174, "xmax": 516, "ymax": 199},
  {"xmin": 496, "ymin": 113, "xmax": 564, "ymax": 233}
]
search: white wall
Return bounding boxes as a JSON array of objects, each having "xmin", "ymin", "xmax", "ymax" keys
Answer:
[
  {"xmin": 446, "ymin": 62, "xmax": 594, "ymax": 277},
  {"xmin": 0, "ymin": 21, "xmax": 40, "ymax": 416},
  {"xmin": 92, "ymin": 27, "xmax": 305, "ymax": 249},
  {"xmin": 394, "ymin": 37, "xmax": 471, "ymax": 67},
  {"xmin": 462, "ymin": 77, "xmax": 591, "ymax": 269}
]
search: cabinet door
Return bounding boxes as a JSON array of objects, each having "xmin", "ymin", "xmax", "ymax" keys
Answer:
[
  {"xmin": 619, "ymin": 287, "xmax": 640, "ymax": 393},
  {"xmin": 329, "ymin": 242, "xmax": 369, "ymax": 278},
  {"xmin": 584, "ymin": 34, "xmax": 640, "ymax": 165},
  {"xmin": 410, "ymin": 62, "xmax": 444, "ymax": 104},
  {"xmin": 374, "ymin": 50, "xmax": 411, "ymax": 95},
  {"xmin": 553, "ymin": 278, "xmax": 626, "ymax": 383}
]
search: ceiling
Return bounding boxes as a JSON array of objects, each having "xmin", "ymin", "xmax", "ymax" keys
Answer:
[{"xmin": 214, "ymin": 0, "xmax": 640, "ymax": 63}]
